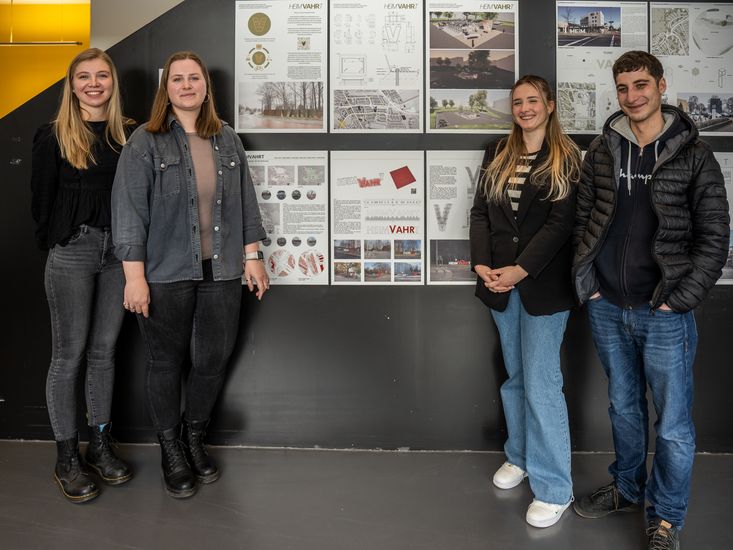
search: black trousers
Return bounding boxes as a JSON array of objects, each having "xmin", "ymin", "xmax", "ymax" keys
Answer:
[{"xmin": 137, "ymin": 261, "xmax": 242, "ymax": 431}]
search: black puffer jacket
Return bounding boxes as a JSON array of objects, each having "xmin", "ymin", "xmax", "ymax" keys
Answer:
[{"xmin": 572, "ymin": 105, "xmax": 729, "ymax": 312}]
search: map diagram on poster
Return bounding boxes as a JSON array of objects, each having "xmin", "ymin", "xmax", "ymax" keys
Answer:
[
  {"xmin": 556, "ymin": 1, "xmax": 648, "ymax": 134},
  {"xmin": 330, "ymin": 1, "xmax": 423, "ymax": 132},
  {"xmin": 651, "ymin": 3, "xmax": 733, "ymax": 135}
]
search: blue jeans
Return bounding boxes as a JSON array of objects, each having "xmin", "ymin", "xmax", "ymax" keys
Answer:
[
  {"xmin": 587, "ymin": 296, "xmax": 697, "ymax": 528},
  {"xmin": 490, "ymin": 289, "xmax": 572, "ymax": 505},
  {"xmin": 44, "ymin": 225, "xmax": 125, "ymax": 441},
  {"xmin": 136, "ymin": 261, "xmax": 242, "ymax": 431}
]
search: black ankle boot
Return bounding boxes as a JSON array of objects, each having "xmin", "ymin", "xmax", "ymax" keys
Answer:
[
  {"xmin": 86, "ymin": 424, "xmax": 133, "ymax": 485},
  {"xmin": 182, "ymin": 418, "xmax": 220, "ymax": 484},
  {"xmin": 54, "ymin": 437, "xmax": 99, "ymax": 503},
  {"xmin": 157, "ymin": 427, "xmax": 196, "ymax": 498}
]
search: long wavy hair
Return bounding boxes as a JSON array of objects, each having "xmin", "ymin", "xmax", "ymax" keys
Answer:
[
  {"xmin": 54, "ymin": 48, "xmax": 130, "ymax": 169},
  {"xmin": 147, "ymin": 51, "xmax": 222, "ymax": 138},
  {"xmin": 481, "ymin": 75, "xmax": 580, "ymax": 203}
]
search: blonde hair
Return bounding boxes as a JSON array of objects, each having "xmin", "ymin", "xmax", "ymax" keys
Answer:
[
  {"xmin": 147, "ymin": 51, "xmax": 222, "ymax": 138},
  {"xmin": 482, "ymin": 75, "xmax": 580, "ymax": 203},
  {"xmin": 54, "ymin": 48, "xmax": 130, "ymax": 169}
]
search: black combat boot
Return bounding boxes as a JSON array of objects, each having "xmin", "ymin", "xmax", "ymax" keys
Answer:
[
  {"xmin": 157, "ymin": 427, "xmax": 196, "ymax": 498},
  {"xmin": 86, "ymin": 424, "xmax": 133, "ymax": 485},
  {"xmin": 182, "ymin": 418, "xmax": 220, "ymax": 484},
  {"xmin": 54, "ymin": 437, "xmax": 99, "ymax": 503}
]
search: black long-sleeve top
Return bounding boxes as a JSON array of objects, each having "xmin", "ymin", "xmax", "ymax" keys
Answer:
[{"xmin": 31, "ymin": 121, "xmax": 124, "ymax": 250}]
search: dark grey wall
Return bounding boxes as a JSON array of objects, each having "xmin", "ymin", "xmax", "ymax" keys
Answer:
[{"xmin": 1, "ymin": 0, "xmax": 731, "ymax": 452}]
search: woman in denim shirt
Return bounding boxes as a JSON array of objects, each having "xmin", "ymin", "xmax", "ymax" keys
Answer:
[
  {"xmin": 112, "ymin": 51, "xmax": 268, "ymax": 498},
  {"xmin": 32, "ymin": 48, "xmax": 133, "ymax": 503}
]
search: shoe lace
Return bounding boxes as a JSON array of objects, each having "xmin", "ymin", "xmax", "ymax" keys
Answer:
[
  {"xmin": 96, "ymin": 430, "xmax": 119, "ymax": 460},
  {"xmin": 646, "ymin": 525, "xmax": 675, "ymax": 550},
  {"xmin": 161, "ymin": 438, "xmax": 188, "ymax": 469},
  {"xmin": 186, "ymin": 427, "xmax": 209, "ymax": 459}
]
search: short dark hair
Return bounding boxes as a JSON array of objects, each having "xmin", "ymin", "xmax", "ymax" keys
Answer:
[{"xmin": 612, "ymin": 51, "xmax": 664, "ymax": 83}]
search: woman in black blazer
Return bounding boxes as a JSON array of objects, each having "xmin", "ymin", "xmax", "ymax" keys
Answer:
[{"xmin": 469, "ymin": 75, "xmax": 581, "ymax": 528}]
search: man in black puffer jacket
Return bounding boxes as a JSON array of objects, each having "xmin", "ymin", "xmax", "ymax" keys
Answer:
[{"xmin": 571, "ymin": 51, "xmax": 729, "ymax": 550}]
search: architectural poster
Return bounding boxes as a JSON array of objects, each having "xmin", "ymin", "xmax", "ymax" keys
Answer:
[
  {"xmin": 651, "ymin": 3, "xmax": 733, "ymax": 135},
  {"xmin": 715, "ymin": 152, "xmax": 733, "ymax": 284},
  {"xmin": 556, "ymin": 1, "xmax": 648, "ymax": 133},
  {"xmin": 330, "ymin": 1, "xmax": 423, "ymax": 132},
  {"xmin": 235, "ymin": 1, "xmax": 327, "ymax": 132},
  {"xmin": 330, "ymin": 151, "xmax": 425, "ymax": 284},
  {"xmin": 426, "ymin": 150, "xmax": 485, "ymax": 285},
  {"xmin": 426, "ymin": 1, "xmax": 519, "ymax": 133},
  {"xmin": 248, "ymin": 151, "xmax": 329, "ymax": 285}
]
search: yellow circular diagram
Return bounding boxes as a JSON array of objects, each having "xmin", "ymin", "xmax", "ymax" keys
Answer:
[
  {"xmin": 248, "ymin": 13, "xmax": 271, "ymax": 36},
  {"xmin": 251, "ymin": 51, "xmax": 267, "ymax": 66}
]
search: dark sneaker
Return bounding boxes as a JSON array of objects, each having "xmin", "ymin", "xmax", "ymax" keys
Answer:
[
  {"xmin": 573, "ymin": 483, "xmax": 641, "ymax": 518},
  {"xmin": 647, "ymin": 520, "xmax": 679, "ymax": 550}
]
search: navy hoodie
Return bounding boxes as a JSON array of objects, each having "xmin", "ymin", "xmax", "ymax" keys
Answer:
[{"xmin": 594, "ymin": 111, "xmax": 688, "ymax": 308}]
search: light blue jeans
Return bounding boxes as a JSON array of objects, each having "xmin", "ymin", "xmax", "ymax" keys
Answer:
[
  {"xmin": 587, "ymin": 296, "xmax": 697, "ymax": 528},
  {"xmin": 490, "ymin": 289, "xmax": 572, "ymax": 505}
]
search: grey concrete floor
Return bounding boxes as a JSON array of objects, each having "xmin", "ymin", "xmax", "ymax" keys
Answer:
[{"xmin": 0, "ymin": 441, "xmax": 730, "ymax": 549}]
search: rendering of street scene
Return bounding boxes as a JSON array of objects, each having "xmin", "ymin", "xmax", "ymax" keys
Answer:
[
  {"xmin": 334, "ymin": 239, "xmax": 362, "ymax": 260},
  {"xmin": 557, "ymin": 6, "xmax": 621, "ymax": 47},
  {"xmin": 677, "ymin": 93, "xmax": 733, "ymax": 133},
  {"xmin": 429, "ymin": 50, "xmax": 515, "ymax": 90},
  {"xmin": 430, "ymin": 240, "xmax": 474, "ymax": 282},
  {"xmin": 333, "ymin": 89, "xmax": 420, "ymax": 130},
  {"xmin": 429, "ymin": 12, "xmax": 515, "ymax": 50},
  {"xmin": 430, "ymin": 89, "xmax": 512, "ymax": 130}
]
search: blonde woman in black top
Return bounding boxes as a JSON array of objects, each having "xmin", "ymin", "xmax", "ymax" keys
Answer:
[
  {"xmin": 470, "ymin": 75, "xmax": 581, "ymax": 528},
  {"xmin": 31, "ymin": 48, "xmax": 133, "ymax": 503}
]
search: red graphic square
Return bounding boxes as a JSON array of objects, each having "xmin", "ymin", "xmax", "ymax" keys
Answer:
[{"xmin": 390, "ymin": 166, "xmax": 416, "ymax": 189}]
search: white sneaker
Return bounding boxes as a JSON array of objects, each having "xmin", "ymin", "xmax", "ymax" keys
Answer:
[
  {"xmin": 525, "ymin": 498, "xmax": 573, "ymax": 528},
  {"xmin": 492, "ymin": 462, "xmax": 527, "ymax": 489}
]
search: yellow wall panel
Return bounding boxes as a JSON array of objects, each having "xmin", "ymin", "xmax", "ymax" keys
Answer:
[{"xmin": 0, "ymin": 4, "xmax": 90, "ymax": 119}]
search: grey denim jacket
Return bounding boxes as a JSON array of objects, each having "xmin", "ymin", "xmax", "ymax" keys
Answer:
[{"xmin": 111, "ymin": 117, "xmax": 265, "ymax": 283}]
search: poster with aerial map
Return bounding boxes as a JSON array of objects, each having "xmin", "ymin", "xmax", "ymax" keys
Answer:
[
  {"xmin": 651, "ymin": 3, "xmax": 733, "ymax": 135},
  {"xmin": 556, "ymin": 1, "xmax": 648, "ymax": 134},
  {"xmin": 330, "ymin": 1, "xmax": 423, "ymax": 133}
]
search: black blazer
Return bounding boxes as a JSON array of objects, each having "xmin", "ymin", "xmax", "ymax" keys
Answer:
[{"xmin": 469, "ymin": 142, "xmax": 577, "ymax": 315}]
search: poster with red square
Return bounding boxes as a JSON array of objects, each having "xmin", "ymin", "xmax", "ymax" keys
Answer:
[{"xmin": 390, "ymin": 166, "xmax": 416, "ymax": 189}]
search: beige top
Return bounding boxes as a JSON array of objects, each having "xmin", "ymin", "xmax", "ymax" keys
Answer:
[{"xmin": 187, "ymin": 133, "xmax": 216, "ymax": 260}]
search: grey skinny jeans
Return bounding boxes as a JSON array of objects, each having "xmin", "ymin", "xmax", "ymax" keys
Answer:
[{"xmin": 44, "ymin": 225, "xmax": 125, "ymax": 441}]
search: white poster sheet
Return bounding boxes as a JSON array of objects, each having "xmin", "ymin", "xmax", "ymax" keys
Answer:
[
  {"xmin": 331, "ymin": 151, "xmax": 425, "ymax": 284},
  {"xmin": 426, "ymin": 150, "xmax": 484, "ymax": 285},
  {"xmin": 556, "ymin": 1, "xmax": 648, "ymax": 134},
  {"xmin": 715, "ymin": 152, "xmax": 733, "ymax": 284},
  {"xmin": 235, "ymin": 2, "xmax": 327, "ymax": 133},
  {"xmin": 426, "ymin": 1, "xmax": 518, "ymax": 133},
  {"xmin": 249, "ymin": 151, "xmax": 329, "ymax": 285},
  {"xmin": 651, "ymin": 3, "xmax": 733, "ymax": 136},
  {"xmin": 329, "ymin": 1, "xmax": 423, "ymax": 133}
]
